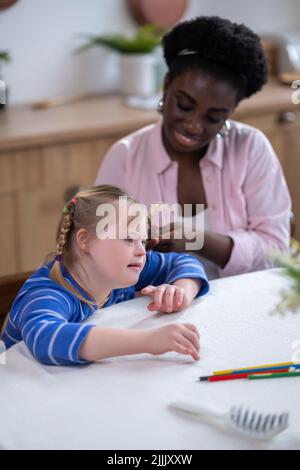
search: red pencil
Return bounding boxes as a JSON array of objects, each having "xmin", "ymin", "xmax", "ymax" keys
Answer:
[{"xmin": 199, "ymin": 368, "xmax": 290, "ymax": 382}]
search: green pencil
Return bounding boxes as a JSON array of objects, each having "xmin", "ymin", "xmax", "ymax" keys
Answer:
[{"xmin": 249, "ymin": 371, "xmax": 300, "ymax": 380}]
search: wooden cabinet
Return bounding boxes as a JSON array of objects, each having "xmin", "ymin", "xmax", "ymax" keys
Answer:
[
  {"xmin": 0, "ymin": 85, "xmax": 299, "ymax": 276},
  {"xmin": 0, "ymin": 137, "xmax": 118, "ymax": 274},
  {"xmin": 235, "ymin": 108, "xmax": 300, "ymax": 241}
]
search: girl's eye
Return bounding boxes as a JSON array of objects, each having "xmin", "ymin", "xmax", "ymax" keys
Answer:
[{"xmin": 125, "ymin": 238, "xmax": 147, "ymax": 247}]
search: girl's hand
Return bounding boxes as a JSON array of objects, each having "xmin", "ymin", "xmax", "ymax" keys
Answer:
[
  {"xmin": 146, "ymin": 323, "xmax": 200, "ymax": 361},
  {"xmin": 141, "ymin": 278, "xmax": 201, "ymax": 313},
  {"xmin": 140, "ymin": 284, "xmax": 187, "ymax": 313}
]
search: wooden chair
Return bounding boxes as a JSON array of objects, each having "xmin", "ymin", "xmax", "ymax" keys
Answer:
[{"xmin": 0, "ymin": 271, "xmax": 33, "ymax": 335}]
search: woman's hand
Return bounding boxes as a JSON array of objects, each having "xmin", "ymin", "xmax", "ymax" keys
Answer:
[
  {"xmin": 145, "ymin": 323, "xmax": 200, "ymax": 361},
  {"xmin": 149, "ymin": 222, "xmax": 194, "ymax": 253},
  {"xmin": 154, "ymin": 237, "xmax": 187, "ymax": 253}
]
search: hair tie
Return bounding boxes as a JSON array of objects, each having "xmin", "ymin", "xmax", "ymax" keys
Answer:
[
  {"xmin": 62, "ymin": 197, "xmax": 78, "ymax": 215},
  {"xmin": 178, "ymin": 49, "xmax": 198, "ymax": 56},
  {"xmin": 55, "ymin": 254, "xmax": 62, "ymax": 262}
]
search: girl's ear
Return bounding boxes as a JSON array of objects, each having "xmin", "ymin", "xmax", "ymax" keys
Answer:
[{"xmin": 75, "ymin": 228, "xmax": 90, "ymax": 253}]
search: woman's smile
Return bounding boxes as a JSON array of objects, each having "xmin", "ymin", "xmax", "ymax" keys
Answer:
[{"xmin": 174, "ymin": 128, "xmax": 205, "ymax": 148}]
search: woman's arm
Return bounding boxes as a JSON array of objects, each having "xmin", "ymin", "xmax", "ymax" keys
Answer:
[
  {"xmin": 197, "ymin": 231, "xmax": 234, "ymax": 268},
  {"xmin": 153, "ymin": 229, "xmax": 233, "ymax": 268}
]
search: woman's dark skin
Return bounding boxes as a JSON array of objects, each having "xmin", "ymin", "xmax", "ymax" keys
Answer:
[{"xmin": 155, "ymin": 68, "xmax": 240, "ymax": 269}]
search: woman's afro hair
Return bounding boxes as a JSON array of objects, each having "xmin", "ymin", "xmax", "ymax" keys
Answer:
[{"xmin": 162, "ymin": 16, "xmax": 268, "ymax": 98}]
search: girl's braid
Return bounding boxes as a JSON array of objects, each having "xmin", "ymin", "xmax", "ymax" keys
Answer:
[{"xmin": 56, "ymin": 197, "xmax": 78, "ymax": 260}]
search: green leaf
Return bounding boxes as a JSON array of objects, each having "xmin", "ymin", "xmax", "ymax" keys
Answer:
[
  {"xmin": 0, "ymin": 51, "xmax": 11, "ymax": 63},
  {"xmin": 271, "ymin": 238, "xmax": 300, "ymax": 314},
  {"xmin": 75, "ymin": 25, "xmax": 163, "ymax": 54}
]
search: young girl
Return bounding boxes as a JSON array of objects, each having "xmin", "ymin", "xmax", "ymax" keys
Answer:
[{"xmin": 1, "ymin": 185, "xmax": 209, "ymax": 366}]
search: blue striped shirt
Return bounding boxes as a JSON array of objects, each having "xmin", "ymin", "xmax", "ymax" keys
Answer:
[{"xmin": 1, "ymin": 251, "xmax": 208, "ymax": 366}]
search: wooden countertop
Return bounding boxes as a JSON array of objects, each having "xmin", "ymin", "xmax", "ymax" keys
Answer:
[{"xmin": 0, "ymin": 80, "xmax": 297, "ymax": 152}]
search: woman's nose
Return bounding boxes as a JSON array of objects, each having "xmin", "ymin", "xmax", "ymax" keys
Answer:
[{"xmin": 185, "ymin": 117, "xmax": 204, "ymax": 134}]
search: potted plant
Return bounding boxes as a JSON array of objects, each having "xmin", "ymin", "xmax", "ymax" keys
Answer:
[
  {"xmin": 272, "ymin": 239, "xmax": 300, "ymax": 314},
  {"xmin": 77, "ymin": 25, "xmax": 163, "ymax": 98},
  {"xmin": 0, "ymin": 50, "xmax": 11, "ymax": 109}
]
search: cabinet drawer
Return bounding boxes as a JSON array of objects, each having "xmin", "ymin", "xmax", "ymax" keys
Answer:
[{"xmin": 240, "ymin": 110, "xmax": 300, "ymax": 134}]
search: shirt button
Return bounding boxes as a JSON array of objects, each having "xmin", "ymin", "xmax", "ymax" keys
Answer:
[
  {"xmin": 205, "ymin": 176, "xmax": 212, "ymax": 183},
  {"xmin": 211, "ymin": 204, "xmax": 217, "ymax": 210}
]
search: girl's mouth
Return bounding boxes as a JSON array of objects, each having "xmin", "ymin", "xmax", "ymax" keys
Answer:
[{"xmin": 127, "ymin": 264, "xmax": 142, "ymax": 271}]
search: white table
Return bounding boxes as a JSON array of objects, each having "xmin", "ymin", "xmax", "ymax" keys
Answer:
[{"xmin": 1, "ymin": 269, "xmax": 300, "ymax": 450}]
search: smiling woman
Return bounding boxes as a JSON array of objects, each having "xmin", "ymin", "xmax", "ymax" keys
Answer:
[{"xmin": 95, "ymin": 16, "xmax": 292, "ymax": 280}]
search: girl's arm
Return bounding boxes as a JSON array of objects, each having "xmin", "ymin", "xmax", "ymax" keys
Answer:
[
  {"xmin": 79, "ymin": 323, "xmax": 200, "ymax": 362},
  {"xmin": 136, "ymin": 251, "xmax": 209, "ymax": 297},
  {"xmin": 15, "ymin": 291, "xmax": 94, "ymax": 366},
  {"xmin": 135, "ymin": 250, "xmax": 209, "ymax": 313}
]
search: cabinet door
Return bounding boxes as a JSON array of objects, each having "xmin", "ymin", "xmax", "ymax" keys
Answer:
[
  {"xmin": 17, "ymin": 186, "xmax": 63, "ymax": 271},
  {"xmin": 13, "ymin": 137, "xmax": 117, "ymax": 273},
  {"xmin": 0, "ymin": 194, "xmax": 18, "ymax": 274},
  {"xmin": 239, "ymin": 110, "xmax": 300, "ymax": 241},
  {"xmin": 0, "ymin": 153, "xmax": 18, "ymax": 274},
  {"xmin": 279, "ymin": 120, "xmax": 300, "ymax": 241}
]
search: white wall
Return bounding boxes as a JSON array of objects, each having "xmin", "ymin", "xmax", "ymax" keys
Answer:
[
  {"xmin": 187, "ymin": 0, "xmax": 300, "ymax": 33},
  {"xmin": 1, "ymin": 0, "xmax": 300, "ymax": 105}
]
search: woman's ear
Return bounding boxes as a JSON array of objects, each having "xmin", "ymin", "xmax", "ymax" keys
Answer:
[
  {"xmin": 75, "ymin": 228, "xmax": 90, "ymax": 254},
  {"xmin": 163, "ymin": 73, "xmax": 171, "ymax": 97}
]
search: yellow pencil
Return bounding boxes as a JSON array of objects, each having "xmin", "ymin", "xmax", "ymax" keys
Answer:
[{"xmin": 214, "ymin": 361, "xmax": 297, "ymax": 375}]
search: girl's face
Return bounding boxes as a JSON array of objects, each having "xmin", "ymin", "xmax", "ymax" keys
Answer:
[
  {"xmin": 86, "ymin": 206, "xmax": 147, "ymax": 289},
  {"xmin": 162, "ymin": 68, "xmax": 239, "ymax": 157}
]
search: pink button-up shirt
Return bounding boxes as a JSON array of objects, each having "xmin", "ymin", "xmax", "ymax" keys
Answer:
[{"xmin": 95, "ymin": 119, "xmax": 291, "ymax": 277}]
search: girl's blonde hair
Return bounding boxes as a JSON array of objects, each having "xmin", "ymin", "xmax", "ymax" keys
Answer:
[{"xmin": 49, "ymin": 185, "xmax": 137, "ymax": 305}]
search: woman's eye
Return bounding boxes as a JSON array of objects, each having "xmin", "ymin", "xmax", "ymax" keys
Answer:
[
  {"xmin": 177, "ymin": 101, "xmax": 192, "ymax": 112},
  {"xmin": 208, "ymin": 117, "xmax": 223, "ymax": 124}
]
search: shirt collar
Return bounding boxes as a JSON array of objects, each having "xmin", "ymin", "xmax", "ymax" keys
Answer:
[
  {"xmin": 152, "ymin": 118, "xmax": 224, "ymax": 173},
  {"xmin": 201, "ymin": 134, "xmax": 224, "ymax": 169}
]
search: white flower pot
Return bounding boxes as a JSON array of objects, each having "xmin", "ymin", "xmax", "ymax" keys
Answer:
[{"xmin": 120, "ymin": 53, "xmax": 160, "ymax": 97}]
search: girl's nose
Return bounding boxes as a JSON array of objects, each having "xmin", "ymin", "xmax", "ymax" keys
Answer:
[{"xmin": 135, "ymin": 239, "xmax": 146, "ymax": 255}]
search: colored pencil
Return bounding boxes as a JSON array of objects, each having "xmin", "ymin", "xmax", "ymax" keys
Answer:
[
  {"xmin": 199, "ymin": 368, "xmax": 292, "ymax": 382},
  {"xmin": 213, "ymin": 362, "xmax": 300, "ymax": 375},
  {"xmin": 248, "ymin": 371, "xmax": 300, "ymax": 380}
]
